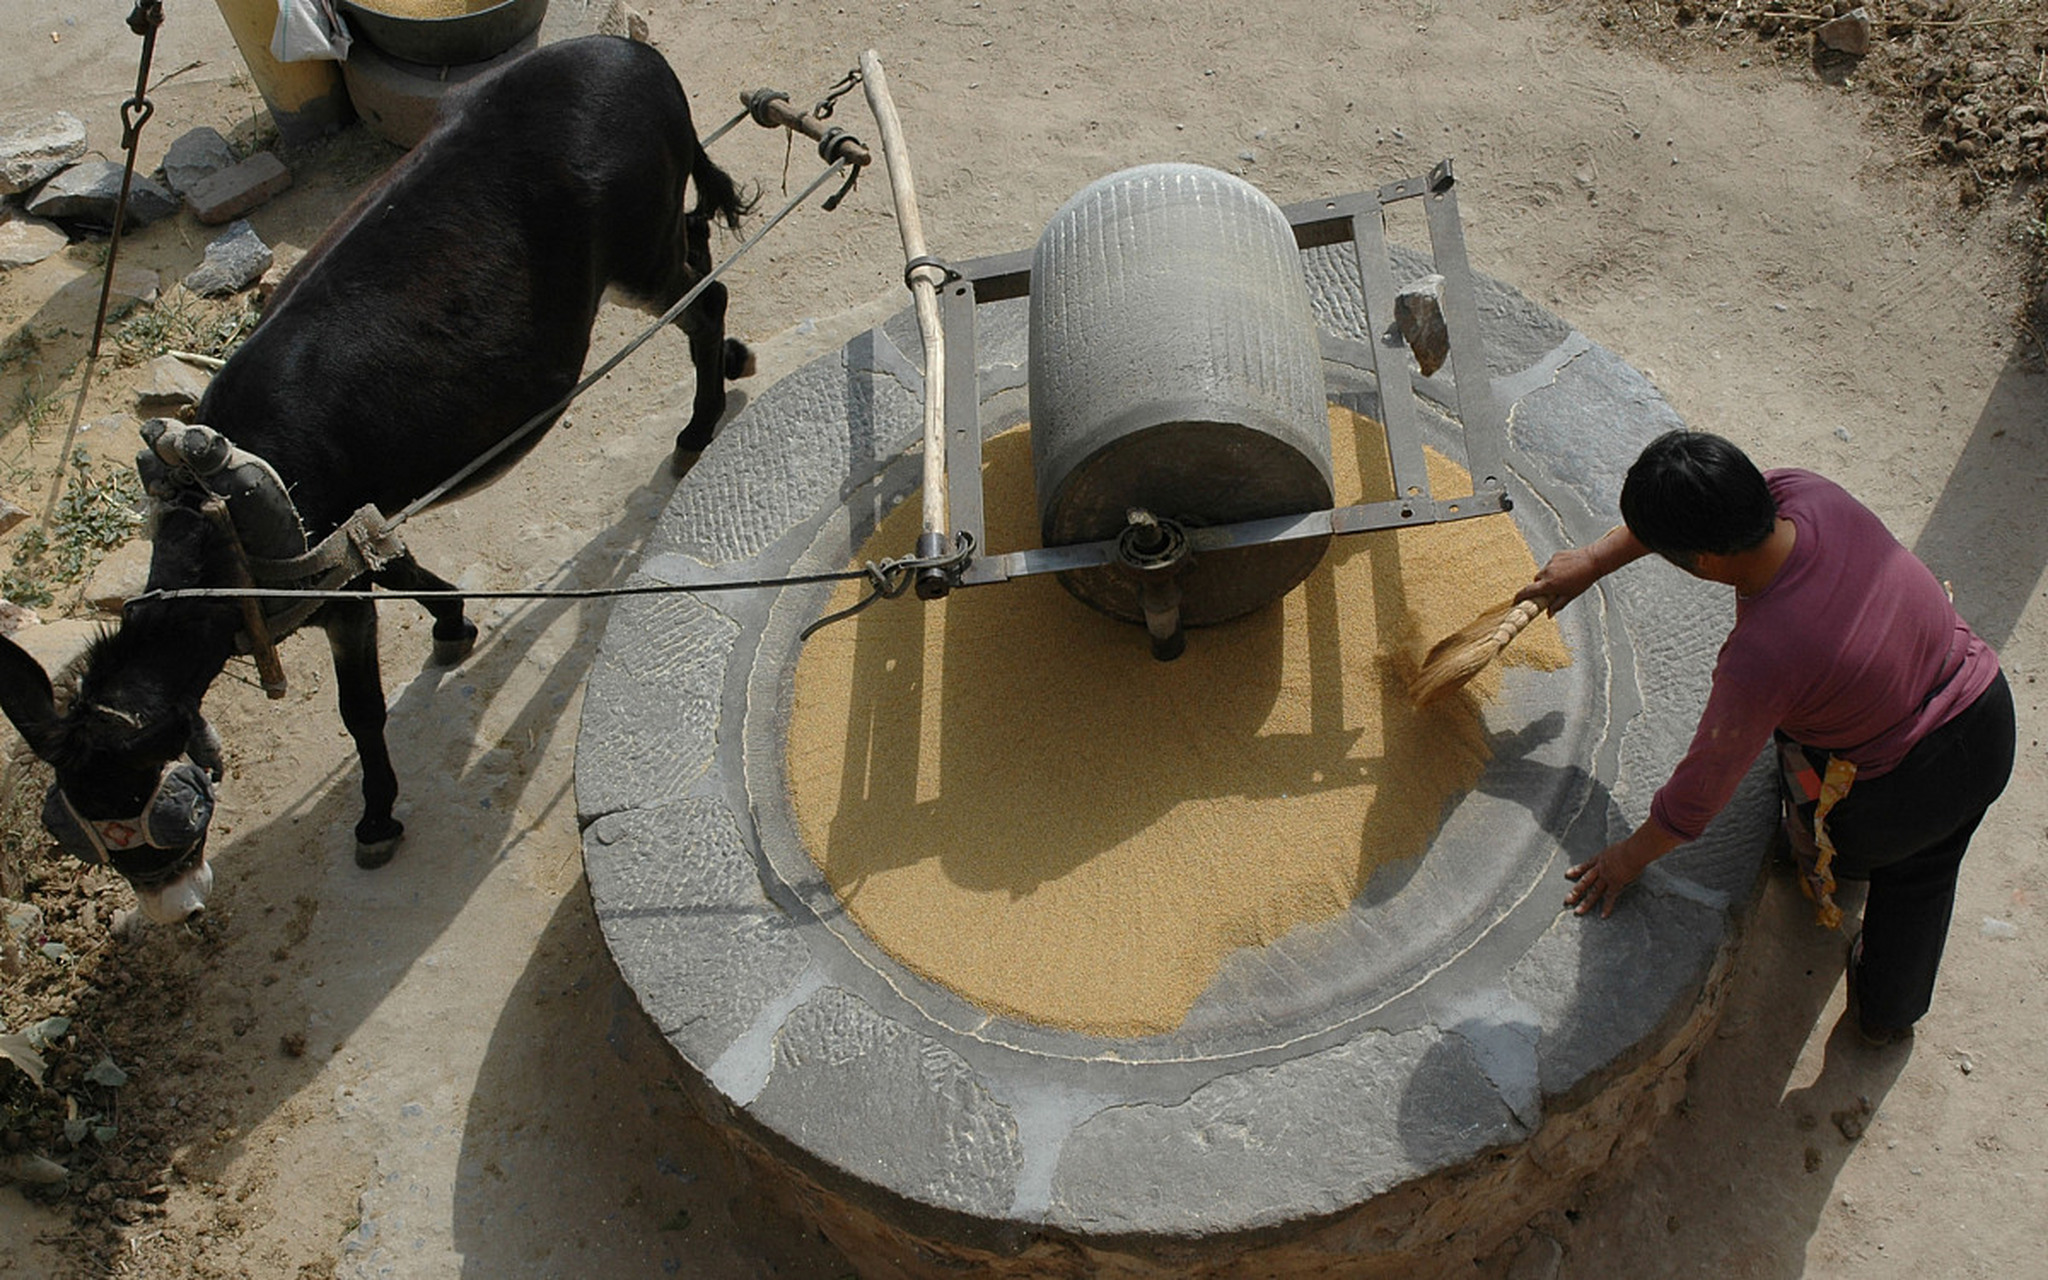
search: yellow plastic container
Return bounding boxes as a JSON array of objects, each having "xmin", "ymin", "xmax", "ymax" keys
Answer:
[{"xmin": 211, "ymin": 0, "xmax": 355, "ymax": 144}]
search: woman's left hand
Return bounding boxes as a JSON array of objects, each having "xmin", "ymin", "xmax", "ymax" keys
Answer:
[{"xmin": 1565, "ymin": 824, "xmax": 1681, "ymax": 917}]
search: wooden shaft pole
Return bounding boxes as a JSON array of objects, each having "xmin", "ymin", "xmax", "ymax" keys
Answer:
[{"xmin": 858, "ymin": 49, "xmax": 952, "ymax": 596}]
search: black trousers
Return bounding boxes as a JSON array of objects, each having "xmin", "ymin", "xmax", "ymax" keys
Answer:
[{"xmin": 1785, "ymin": 670, "xmax": 2016, "ymax": 1030}]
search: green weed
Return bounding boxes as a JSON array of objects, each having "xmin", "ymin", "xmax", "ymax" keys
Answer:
[
  {"xmin": 2, "ymin": 449, "xmax": 144, "ymax": 609},
  {"xmin": 111, "ymin": 290, "xmax": 259, "ymax": 366}
]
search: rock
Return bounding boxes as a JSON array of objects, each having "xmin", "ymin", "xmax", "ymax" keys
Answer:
[
  {"xmin": 0, "ymin": 496, "xmax": 27, "ymax": 537},
  {"xmin": 0, "ymin": 110, "xmax": 88, "ymax": 196},
  {"xmin": 139, "ymin": 353, "xmax": 213, "ymax": 409},
  {"xmin": 188, "ymin": 152, "xmax": 292, "ymax": 225},
  {"xmin": 5, "ymin": 901, "xmax": 44, "ymax": 938},
  {"xmin": 160, "ymin": 127, "xmax": 238, "ymax": 199},
  {"xmin": 183, "ymin": 220, "xmax": 274, "ymax": 297},
  {"xmin": 0, "ymin": 596, "xmax": 38, "ymax": 634},
  {"xmin": 25, "ymin": 159, "xmax": 179, "ymax": 227},
  {"xmin": 0, "ymin": 206, "xmax": 69, "ymax": 269},
  {"xmin": 1394, "ymin": 273, "xmax": 1451, "ymax": 376},
  {"xmin": 1507, "ymin": 1231, "xmax": 1565, "ymax": 1280},
  {"xmin": 255, "ymin": 243, "xmax": 306, "ymax": 307},
  {"xmin": 0, "ymin": 1152, "xmax": 70, "ymax": 1186},
  {"xmin": 598, "ymin": 0, "xmax": 649, "ymax": 42},
  {"xmin": 1816, "ymin": 9, "xmax": 1872, "ymax": 56},
  {"xmin": 83, "ymin": 538, "xmax": 152, "ymax": 614}
]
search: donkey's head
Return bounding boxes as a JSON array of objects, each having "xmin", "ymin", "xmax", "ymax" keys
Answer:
[{"xmin": 0, "ymin": 503, "xmax": 243, "ymax": 924}]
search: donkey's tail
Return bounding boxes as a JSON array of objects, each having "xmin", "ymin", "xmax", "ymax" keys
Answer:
[{"xmin": 690, "ymin": 146, "xmax": 757, "ymax": 232}]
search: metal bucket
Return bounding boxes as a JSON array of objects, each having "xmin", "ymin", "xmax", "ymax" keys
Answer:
[
  {"xmin": 337, "ymin": 0, "xmax": 547, "ymax": 67},
  {"xmin": 1029, "ymin": 163, "xmax": 1332, "ymax": 630}
]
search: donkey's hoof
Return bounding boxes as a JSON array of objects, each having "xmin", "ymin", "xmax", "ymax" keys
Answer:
[
  {"xmin": 354, "ymin": 821, "xmax": 403, "ymax": 869},
  {"xmin": 723, "ymin": 336, "xmax": 756, "ymax": 380},
  {"xmin": 670, "ymin": 446, "xmax": 705, "ymax": 479},
  {"xmin": 431, "ymin": 622, "xmax": 478, "ymax": 666}
]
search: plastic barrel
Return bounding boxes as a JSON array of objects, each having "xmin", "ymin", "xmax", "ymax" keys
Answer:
[
  {"xmin": 211, "ymin": 0, "xmax": 355, "ymax": 145},
  {"xmin": 1029, "ymin": 163, "xmax": 1332, "ymax": 627}
]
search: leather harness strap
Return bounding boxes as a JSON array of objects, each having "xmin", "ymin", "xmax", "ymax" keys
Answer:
[
  {"xmin": 239, "ymin": 504, "xmax": 412, "ymax": 646},
  {"xmin": 147, "ymin": 427, "xmax": 413, "ymax": 694}
]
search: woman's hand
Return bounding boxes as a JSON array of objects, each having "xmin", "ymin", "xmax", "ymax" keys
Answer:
[
  {"xmin": 1565, "ymin": 823, "xmax": 1682, "ymax": 917},
  {"xmin": 1516, "ymin": 524, "xmax": 1652, "ymax": 615},
  {"xmin": 1517, "ymin": 547, "xmax": 1604, "ymax": 614}
]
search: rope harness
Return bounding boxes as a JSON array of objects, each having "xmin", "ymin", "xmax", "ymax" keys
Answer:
[
  {"xmin": 117, "ymin": 65, "xmax": 946, "ymax": 679},
  {"xmin": 131, "ymin": 529, "xmax": 977, "ymax": 639}
]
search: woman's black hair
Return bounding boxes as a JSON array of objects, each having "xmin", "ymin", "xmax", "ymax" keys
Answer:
[{"xmin": 1618, "ymin": 429, "xmax": 1778, "ymax": 564}]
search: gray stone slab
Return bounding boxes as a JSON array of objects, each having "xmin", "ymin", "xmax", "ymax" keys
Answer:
[
  {"xmin": 645, "ymin": 342, "xmax": 923, "ymax": 566},
  {"xmin": 572, "ymin": 581, "xmax": 734, "ymax": 820},
  {"xmin": 582, "ymin": 798, "xmax": 811, "ymax": 1068},
  {"xmin": 188, "ymin": 152, "xmax": 292, "ymax": 226},
  {"xmin": 1511, "ymin": 888, "xmax": 1725, "ymax": 1097},
  {"xmin": 751, "ymin": 986, "xmax": 1026, "ymax": 1219},
  {"xmin": 1051, "ymin": 1025, "xmax": 1520, "ymax": 1235},
  {"xmin": 578, "ymin": 200, "xmax": 1776, "ymax": 1260},
  {"xmin": 136, "ymin": 354, "xmax": 211, "ymax": 410}
]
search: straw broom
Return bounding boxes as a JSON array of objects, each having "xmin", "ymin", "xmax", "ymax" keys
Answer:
[{"xmin": 1410, "ymin": 595, "xmax": 1551, "ymax": 707}]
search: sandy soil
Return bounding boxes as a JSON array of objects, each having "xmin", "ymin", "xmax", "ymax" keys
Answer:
[{"xmin": 2, "ymin": 1, "xmax": 2043, "ymax": 1277}]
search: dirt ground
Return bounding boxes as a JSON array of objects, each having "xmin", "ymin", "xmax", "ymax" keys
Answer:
[{"xmin": 2, "ymin": 1, "xmax": 2044, "ymax": 1277}]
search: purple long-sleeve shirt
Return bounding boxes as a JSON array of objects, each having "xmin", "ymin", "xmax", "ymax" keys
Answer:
[{"xmin": 1648, "ymin": 469, "xmax": 2001, "ymax": 844}]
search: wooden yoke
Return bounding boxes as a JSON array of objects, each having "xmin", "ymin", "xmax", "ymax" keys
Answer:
[
  {"xmin": 199, "ymin": 498, "xmax": 289, "ymax": 699},
  {"xmin": 739, "ymin": 88, "xmax": 874, "ymax": 169}
]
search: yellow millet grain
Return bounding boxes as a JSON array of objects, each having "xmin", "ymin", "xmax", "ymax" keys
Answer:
[
  {"xmin": 351, "ymin": 0, "xmax": 502, "ymax": 19},
  {"xmin": 786, "ymin": 407, "xmax": 1569, "ymax": 1036}
]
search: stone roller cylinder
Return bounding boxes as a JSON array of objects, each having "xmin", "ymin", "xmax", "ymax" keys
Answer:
[{"xmin": 1029, "ymin": 163, "xmax": 1333, "ymax": 654}]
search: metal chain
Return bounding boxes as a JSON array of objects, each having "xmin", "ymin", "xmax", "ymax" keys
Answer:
[
  {"xmin": 89, "ymin": 0, "xmax": 164, "ymax": 360},
  {"xmin": 812, "ymin": 68, "xmax": 863, "ymax": 120}
]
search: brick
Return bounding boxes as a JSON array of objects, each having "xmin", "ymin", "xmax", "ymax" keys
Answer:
[{"xmin": 188, "ymin": 152, "xmax": 293, "ymax": 225}]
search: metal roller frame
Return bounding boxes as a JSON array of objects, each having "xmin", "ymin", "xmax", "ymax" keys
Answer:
[{"xmin": 930, "ymin": 158, "xmax": 1512, "ymax": 596}]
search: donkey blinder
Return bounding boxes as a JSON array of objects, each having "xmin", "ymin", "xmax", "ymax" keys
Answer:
[{"xmin": 43, "ymin": 759, "xmax": 216, "ymax": 886}]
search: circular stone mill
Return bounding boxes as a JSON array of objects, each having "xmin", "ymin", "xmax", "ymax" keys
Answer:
[{"xmin": 574, "ymin": 159, "xmax": 1775, "ymax": 1278}]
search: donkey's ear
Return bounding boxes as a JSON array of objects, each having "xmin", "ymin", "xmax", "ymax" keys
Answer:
[{"xmin": 0, "ymin": 634, "xmax": 59, "ymax": 759}]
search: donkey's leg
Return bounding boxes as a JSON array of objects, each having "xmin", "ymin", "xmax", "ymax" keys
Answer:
[
  {"xmin": 375, "ymin": 553, "xmax": 477, "ymax": 666},
  {"xmin": 671, "ymin": 215, "xmax": 754, "ymax": 466},
  {"xmin": 324, "ymin": 598, "xmax": 404, "ymax": 866}
]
